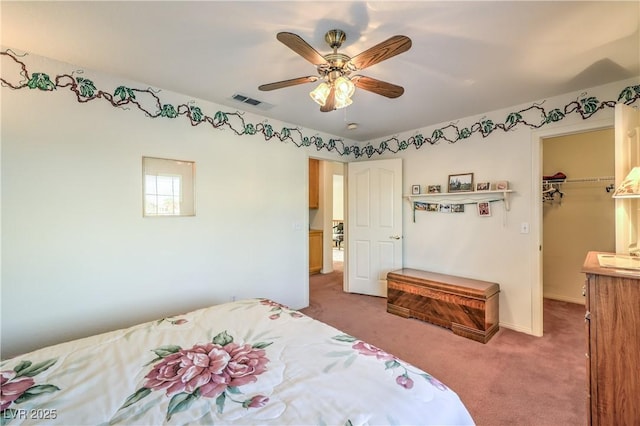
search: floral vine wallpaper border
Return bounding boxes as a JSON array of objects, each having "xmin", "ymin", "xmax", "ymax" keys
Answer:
[{"xmin": 2, "ymin": 49, "xmax": 639, "ymax": 159}]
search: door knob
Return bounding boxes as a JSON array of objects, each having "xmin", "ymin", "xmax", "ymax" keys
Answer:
[{"xmin": 390, "ymin": 235, "xmax": 401, "ymax": 240}]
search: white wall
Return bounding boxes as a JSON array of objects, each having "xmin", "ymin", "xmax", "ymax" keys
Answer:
[
  {"xmin": 2, "ymin": 49, "xmax": 638, "ymax": 357},
  {"xmin": 369, "ymin": 77, "xmax": 639, "ymax": 334},
  {"xmin": 1, "ymin": 51, "xmax": 345, "ymax": 358}
]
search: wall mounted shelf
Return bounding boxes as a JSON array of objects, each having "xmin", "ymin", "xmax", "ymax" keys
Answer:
[{"xmin": 405, "ymin": 190, "xmax": 514, "ymax": 222}]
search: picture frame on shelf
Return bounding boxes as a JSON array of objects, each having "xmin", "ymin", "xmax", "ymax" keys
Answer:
[
  {"xmin": 428, "ymin": 185, "xmax": 441, "ymax": 194},
  {"xmin": 448, "ymin": 173, "xmax": 474, "ymax": 193},
  {"xmin": 495, "ymin": 180, "xmax": 509, "ymax": 190},
  {"xmin": 411, "ymin": 184, "xmax": 421, "ymax": 195},
  {"xmin": 476, "ymin": 182, "xmax": 491, "ymax": 191},
  {"xmin": 477, "ymin": 202, "xmax": 491, "ymax": 217}
]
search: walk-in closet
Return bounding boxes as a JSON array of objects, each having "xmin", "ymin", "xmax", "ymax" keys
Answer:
[{"xmin": 542, "ymin": 128, "xmax": 616, "ymax": 303}]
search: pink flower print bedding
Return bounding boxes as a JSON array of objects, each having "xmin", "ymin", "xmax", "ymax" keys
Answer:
[{"xmin": 0, "ymin": 298, "xmax": 473, "ymax": 425}]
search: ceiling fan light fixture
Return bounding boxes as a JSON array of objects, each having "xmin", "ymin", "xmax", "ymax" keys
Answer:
[
  {"xmin": 334, "ymin": 95, "xmax": 353, "ymax": 110},
  {"xmin": 309, "ymin": 82, "xmax": 330, "ymax": 106},
  {"xmin": 334, "ymin": 76, "xmax": 355, "ymax": 98},
  {"xmin": 333, "ymin": 76, "xmax": 355, "ymax": 110}
]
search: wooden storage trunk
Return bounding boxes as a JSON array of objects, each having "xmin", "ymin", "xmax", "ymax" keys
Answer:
[{"xmin": 387, "ymin": 268, "xmax": 500, "ymax": 343}]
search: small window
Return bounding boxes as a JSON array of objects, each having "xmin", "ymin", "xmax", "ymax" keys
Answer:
[{"xmin": 143, "ymin": 157, "xmax": 195, "ymax": 217}]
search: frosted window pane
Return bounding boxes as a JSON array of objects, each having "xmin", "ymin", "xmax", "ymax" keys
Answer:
[{"xmin": 142, "ymin": 157, "xmax": 194, "ymax": 217}]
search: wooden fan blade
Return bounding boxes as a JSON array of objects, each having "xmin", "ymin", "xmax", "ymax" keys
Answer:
[
  {"xmin": 277, "ymin": 32, "xmax": 329, "ymax": 66},
  {"xmin": 320, "ymin": 86, "xmax": 336, "ymax": 112},
  {"xmin": 352, "ymin": 75, "xmax": 404, "ymax": 98},
  {"xmin": 349, "ymin": 35, "xmax": 411, "ymax": 71},
  {"xmin": 258, "ymin": 76, "xmax": 319, "ymax": 91}
]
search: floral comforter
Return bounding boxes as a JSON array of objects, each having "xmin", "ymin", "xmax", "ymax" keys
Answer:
[{"xmin": 1, "ymin": 299, "xmax": 474, "ymax": 425}]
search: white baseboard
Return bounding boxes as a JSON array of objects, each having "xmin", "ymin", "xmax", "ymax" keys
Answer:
[
  {"xmin": 498, "ymin": 321, "xmax": 534, "ymax": 335},
  {"xmin": 543, "ymin": 292, "xmax": 585, "ymax": 305}
]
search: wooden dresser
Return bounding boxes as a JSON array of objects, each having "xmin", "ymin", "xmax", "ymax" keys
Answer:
[{"xmin": 582, "ymin": 251, "xmax": 640, "ymax": 425}]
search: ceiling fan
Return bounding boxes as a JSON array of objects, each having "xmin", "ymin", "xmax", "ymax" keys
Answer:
[{"xmin": 258, "ymin": 29, "xmax": 412, "ymax": 112}]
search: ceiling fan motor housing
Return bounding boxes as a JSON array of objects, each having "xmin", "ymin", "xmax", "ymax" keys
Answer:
[
  {"xmin": 319, "ymin": 53, "xmax": 352, "ymax": 81},
  {"xmin": 325, "ymin": 29, "xmax": 346, "ymax": 49},
  {"xmin": 318, "ymin": 30, "xmax": 352, "ymax": 81}
]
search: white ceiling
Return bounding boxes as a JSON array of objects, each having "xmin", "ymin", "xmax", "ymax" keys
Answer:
[{"xmin": 2, "ymin": 1, "xmax": 638, "ymax": 142}]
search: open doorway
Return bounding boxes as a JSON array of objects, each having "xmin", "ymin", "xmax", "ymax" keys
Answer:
[
  {"xmin": 309, "ymin": 159, "xmax": 346, "ymax": 276},
  {"xmin": 532, "ymin": 118, "xmax": 616, "ymax": 336},
  {"xmin": 542, "ymin": 128, "xmax": 616, "ymax": 304}
]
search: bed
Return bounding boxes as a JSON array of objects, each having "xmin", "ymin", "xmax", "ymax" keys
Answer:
[{"xmin": 1, "ymin": 298, "xmax": 474, "ymax": 425}]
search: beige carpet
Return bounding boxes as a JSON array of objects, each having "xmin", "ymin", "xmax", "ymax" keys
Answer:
[{"xmin": 302, "ymin": 266, "xmax": 585, "ymax": 426}]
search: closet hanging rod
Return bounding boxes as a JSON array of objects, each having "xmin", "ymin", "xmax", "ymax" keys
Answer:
[{"xmin": 543, "ymin": 176, "xmax": 614, "ymax": 183}]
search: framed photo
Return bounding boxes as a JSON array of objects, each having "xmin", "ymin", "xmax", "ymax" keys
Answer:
[
  {"xmin": 451, "ymin": 204, "xmax": 465, "ymax": 213},
  {"xmin": 427, "ymin": 185, "xmax": 441, "ymax": 194},
  {"xmin": 414, "ymin": 201, "xmax": 428, "ymax": 211},
  {"xmin": 476, "ymin": 182, "xmax": 491, "ymax": 191},
  {"xmin": 495, "ymin": 180, "xmax": 509, "ymax": 190},
  {"xmin": 411, "ymin": 184, "xmax": 421, "ymax": 195},
  {"xmin": 448, "ymin": 173, "xmax": 474, "ymax": 193},
  {"xmin": 477, "ymin": 202, "xmax": 491, "ymax": 217},
  {"xmin": 143, "ymin": 157, "xmax": 195, "ymax": 217},
  {"xmin": 439, "ymin": 203, "xmax": 452, "ymax": 213},
  {"xmin": 427, "ymin": 203, "xmax": 439, "ymax": 212}
]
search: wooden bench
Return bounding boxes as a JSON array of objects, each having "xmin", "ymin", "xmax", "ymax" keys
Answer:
[{"xmin": 387, "ymin": 268, "xmax": 500, "ymax": 343}]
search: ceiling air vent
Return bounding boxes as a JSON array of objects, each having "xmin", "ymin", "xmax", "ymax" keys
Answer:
[{"xmin": 231, "ymin": 93, "xmax": 274, "ymax": 110}]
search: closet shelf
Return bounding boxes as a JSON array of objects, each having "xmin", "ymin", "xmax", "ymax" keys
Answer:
[
  {"xmin": 542, "ymin": 176, "xmax": 615, "ymax": 202},
  {"xmin": 543, "ymin": 176, "xmax": 614, "ymax": 184},
  {"xmin": 562, "ymin": 176, "xmax": 614, "ymax": 183}
]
